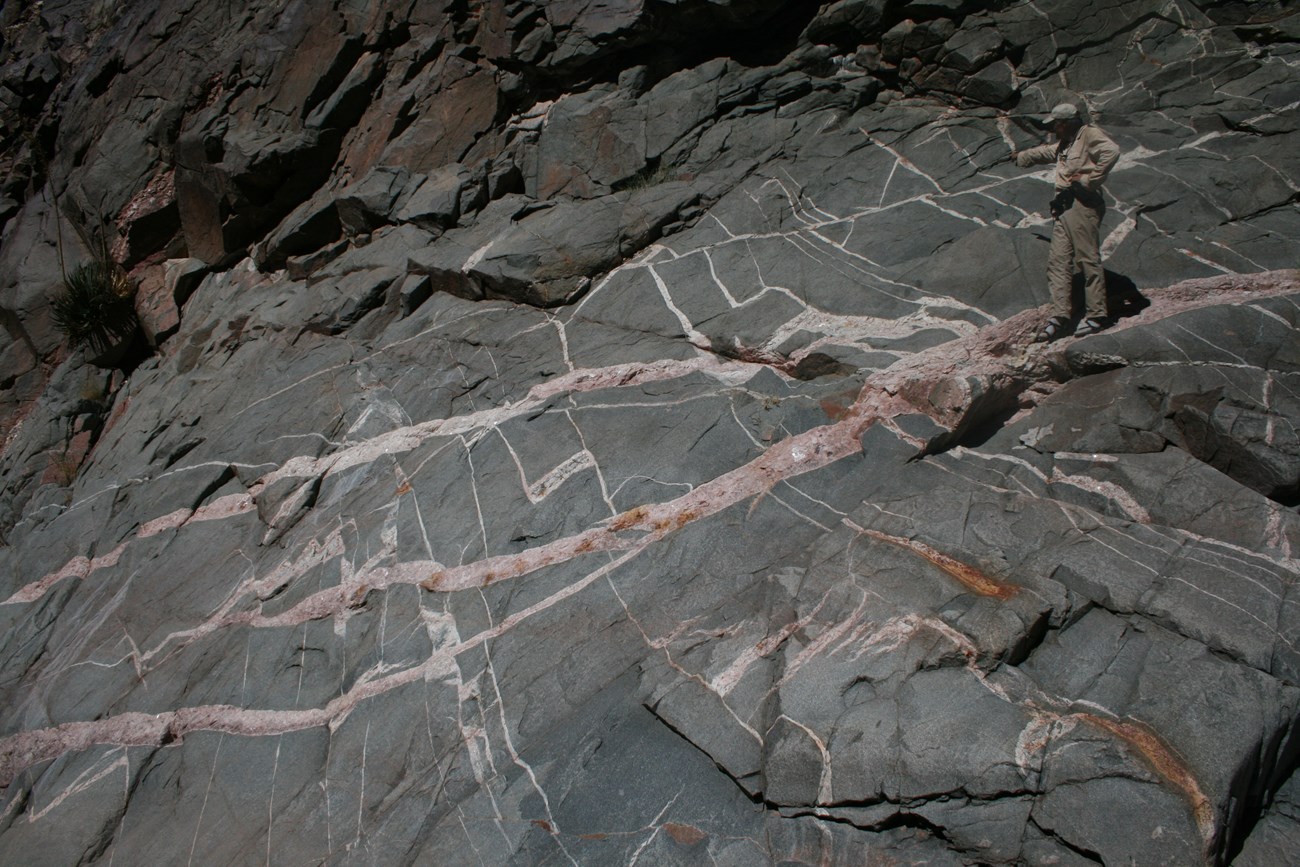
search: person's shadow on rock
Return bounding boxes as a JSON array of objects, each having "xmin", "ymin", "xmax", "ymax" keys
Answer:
[{"xmin": 1070, "ymin": 269, "xmax": 1150, "ymax": 320}]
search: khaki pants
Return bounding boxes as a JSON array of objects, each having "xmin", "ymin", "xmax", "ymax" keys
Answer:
[{"xmin": 1047, "ymin": 197, "xmax": 1107, "ymax": 320}]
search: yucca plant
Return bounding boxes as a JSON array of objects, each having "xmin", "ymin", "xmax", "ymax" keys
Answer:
[{"xmin": 50, "ymin": 260, "xmax": 138, "ymax": 355}]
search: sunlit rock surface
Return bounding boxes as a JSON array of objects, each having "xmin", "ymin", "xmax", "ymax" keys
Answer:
[{"xmin": 2, "ymin": 1, "xmax": 1299, "ymax": 864}]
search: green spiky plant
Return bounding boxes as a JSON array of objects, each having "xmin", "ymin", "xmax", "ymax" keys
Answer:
[
  {"xmin": 26, "ymin": 126, "xmax": 139, "ymax": 359},
  {"xmin": 49, "ymin": 259, "xmax": 138, "ymax": 355}
]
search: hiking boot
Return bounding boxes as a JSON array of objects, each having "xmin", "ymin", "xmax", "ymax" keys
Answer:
[
  {"xmin": 1033, "ymin": 316, "xmax": 1069, "ymax": 343},
  {"xmin": 1074, "ymin": 316, "xmax": 1113, "ymax": 337}
]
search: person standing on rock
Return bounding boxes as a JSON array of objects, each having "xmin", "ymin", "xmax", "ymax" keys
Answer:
[{"xmin": 1014, "ymin": 103, "xmax": 1121, "ymax": 342}]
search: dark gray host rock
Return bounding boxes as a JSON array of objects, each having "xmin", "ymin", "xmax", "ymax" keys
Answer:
[{"xmin": 1, "ymin": 1, "xmax": 1298, "ymax": 864}]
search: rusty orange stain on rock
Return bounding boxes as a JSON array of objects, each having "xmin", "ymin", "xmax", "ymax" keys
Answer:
[
  {"xmin": 651, "ymin": 507, "xmax": 699, "ymax": 534},
  {"xmin": 610, "ymin": 505, "xmax": 650, "ymax": 531},
  {"xmin": 819, "ymin": 397, "xmax": 850, "ymax": 421},
  {"xmin": 663, "ymin": 822, "xmax": 707, "ymax": 846},
  {"xmin": 673, "ymin": 508, "xmax": 698, "ymax": 530},
  {"xmin": 346, "ymin": 585, "xmax": 370, "ymax": 609},
  {"xmin": 852, "ymin": 524, "xmax": 1018, "ymax": 600},
  {"xmin": 1082, "ymin": 714, "xmax": 1215, "ymax": 851}
]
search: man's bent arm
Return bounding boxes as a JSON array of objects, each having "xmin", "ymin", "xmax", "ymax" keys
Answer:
[
  {"xmin": 1015, "ymin": 143, "xmax": 1057, "ymax": 167},
  {"xmin": 1077, "ymin": 129, "xmax": 1121, "ymax": 190}
]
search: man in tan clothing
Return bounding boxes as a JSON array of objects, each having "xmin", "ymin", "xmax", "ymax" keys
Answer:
[{"xmin": 1014, "ymin": 103, "xmax": 1121, "ymax": 341}]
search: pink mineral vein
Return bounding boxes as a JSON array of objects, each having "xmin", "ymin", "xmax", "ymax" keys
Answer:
[{"xmin": 2, "ymin": 275, "xmax": 1294, "ymax": 807}]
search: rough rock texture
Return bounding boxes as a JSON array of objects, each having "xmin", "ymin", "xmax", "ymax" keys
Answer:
[{"xmin": 1, "ymin": 1, "xmax": 1299, "ymax": 864}]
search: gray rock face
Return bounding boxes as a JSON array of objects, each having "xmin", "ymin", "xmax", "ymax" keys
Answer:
[{"xmin": 2, "ymin": 1, "xmax": 1300, "ymax": 865}]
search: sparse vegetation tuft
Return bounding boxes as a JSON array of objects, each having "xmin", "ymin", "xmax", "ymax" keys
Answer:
[
  {"xmin": 614, "ymin": 159, "xmax": 679, "ymax": 193},
  {"xmin": 46, "ymin": 446, "xmax": 80, "ymax": 487},
  {"xmin": 50, "ymin": 260, "xmax": 138, "ymax": 355}
]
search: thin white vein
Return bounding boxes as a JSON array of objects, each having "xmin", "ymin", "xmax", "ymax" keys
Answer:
[
  {"xmin": 791, "ymin": 230, "xmax": 997, "ymax": 321},
  {"xmin": 266, "ymin": 734, "xmax": 284, "ymax": 866},
  {"xmin": 1171, "ymin": 321, "xmax": 1255, "ymax": 366},
  {"xmin": 859, "ymin": 129, "xmax": 944, "ymax": 194},
  {"xmin": 1178, "ymin": 246, "xmax": 1235, "ymax": 273},
  {"xmin": 461, "ymin": 437, "xmax": 490, "ymax": 562},
  {"xmin": 778, "ymin": 480, "xmax": 850, "ymax": 519},
  {"xmin": 627, "ymin": 791, "xmax": 682, "ymax": 866},
  {"xmin": 1245, "ymin": 303, "xmax": 1294, "ymax": 329},
  {"xmin": 1050, "ymin": 471, "xmax": 1152, "ymax": 523},
  {"xmin": 25, "ymin": 749, "xmax": 129, "ymax": 822},
  {"xmin": 703, "ymin": 247, "xmax": 804, "ymax": 309},
  {"xmin": 608, "ymin": 474, "xmax": 694, "ymax": 501},
  {"xmin": 607, "ymin": 576, "xmax": 763, "ymax": 741},
  {"xmin": 105, "ymin": 751, "xmax": 130, "ymax": 867},
  {"xmin": 353, "ymin": 718, "xmax": 370, "ymax": 852},
  {"xmin": 1101, "ymin": 203, "xmax": 1139, "ymax": 257},
  {"xmin": 780, "ymin": 167, "xmax": 841, "ymax": 223},
  {"xmin": 641, "ymin": 263, "xmax": 707, "ymax": 345},
  {"xmin": 712, "ymin": 590, "xmax": 836, "ymax": 699},
  {"xmin": 566, "ymin": 410, "xmax": 618, "ymax": 516},
  {"xmin": 4, "ymin": 492, "xmax": 255, "ymax": 607},
  {"xmin": 482, "ymin": 644, "xmax": 579, "ymax": 866},
  {"xmin": 878, "ymin": 157, "xmax": 901, "ymax": 207},
  {"xmin": 254, "ymin": 356, "xmax": 762, "ymax": 489},
  {"xmin": 757, "ymin": 175, "xmax": 831, "ymax": 227},
  {"xmin": 1169, "ymin": 537, "xmax": 1300, "ymax": 606},
  {"xmin": 457, "ymin": 806, "xmax": 489, "ymax": 866},
  {"xmin": 763, "ymin": 306, "xmax": 976, "ymax": 359},
  {"xmin": 766, "ymin": 491, "xmax": 834, "ymax": 532},
  {"xmin": 777, "ymin": 714, "xmax": 833, "ymax": 804},
  {"xmin": 187, "ymin": 735, "xmax": 224, "ymax": 866},
  {"xmin": 550, "ymin": 316, "xmax": 575, "ymax": 372}
]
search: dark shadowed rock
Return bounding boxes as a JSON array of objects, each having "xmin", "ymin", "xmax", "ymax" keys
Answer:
[{"xmin": 334, "ymin": 165, "xmax": 411, "ymax": 236}]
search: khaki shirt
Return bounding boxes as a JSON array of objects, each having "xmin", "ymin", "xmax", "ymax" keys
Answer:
[{"xmin": 1016, "ymin": 124, "xmax": 1121, "ymax": 191}]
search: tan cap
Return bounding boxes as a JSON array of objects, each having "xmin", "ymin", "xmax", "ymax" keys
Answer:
[{"xmin": 1046, "ymin": 103, "xmax": 1080, "ymax": 123}]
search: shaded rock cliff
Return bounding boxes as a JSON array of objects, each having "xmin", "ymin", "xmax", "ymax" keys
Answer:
[{"xmin": 1, "ymin": 0, "xmax": 1299, "ymax": 864}]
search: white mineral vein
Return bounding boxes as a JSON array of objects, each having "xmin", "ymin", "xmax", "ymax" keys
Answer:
[{"xmin": 2, "ymin": 274, "xmax": 1296, "ymax": 801}]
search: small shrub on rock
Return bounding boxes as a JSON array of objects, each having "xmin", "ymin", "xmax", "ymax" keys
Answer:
[
  {"xmin": 50, "ymin": 260, "xmax": 138, "ymax": 355},
  {"xmin": 46, "ymin": 447, "xmax": 80, "ymax": 487}
]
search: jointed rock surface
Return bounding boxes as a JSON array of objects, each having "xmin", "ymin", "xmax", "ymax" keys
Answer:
[{"xmin": 1, "ymin": 1, "xmax": 1299, "ymax": 864}]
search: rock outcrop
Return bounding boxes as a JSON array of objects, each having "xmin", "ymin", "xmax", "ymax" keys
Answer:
[{"xmin": 1, "ymin": 1, "xmax": 1298, "ymax": 864}]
